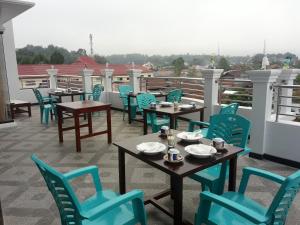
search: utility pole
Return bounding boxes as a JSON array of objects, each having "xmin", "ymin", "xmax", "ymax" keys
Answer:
[{"xmin": 89, "ymin": 34, "xmax": 94, "ymax": 56}]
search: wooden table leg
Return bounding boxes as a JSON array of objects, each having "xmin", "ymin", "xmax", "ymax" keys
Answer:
[
  {"xmin": 170, "ymin": 115, "xmax": 176, "ymax": 130},
  {"xmin": 200, "ymin": 109, "xmax": 204, "ymax": 122},
  {"xmin": 107, "ymin": 108, "xmax": 112, "ymax": 144},
  {"xmin": 28, "ymin": 104, "xmax": 32, "ymax": 117},
  {"xmin": 172, "ymin": 175, "xmax": 183, "ymax": 225},
  {"xmin": 143, "ymin": 110, "xmax": 148, "ymax": 135},
  {"xmin": 228, "ymin": 155, "xmax": 238, "ymax": 191},
  {"xmin": 74, "ymin": 112, "xmax": 81, "ymax": 152},
  {"xmin": 128, "ymin": 95, "xmax": 132, "ymax": 124},
  {"xmin": 87, "ymin": 112, "xmax": 93, "ymax": 135},
  {"xmin": 10, "ymin": 104, "xmax": 15, "ymax": 119},
  {"xmin": 118, "ymin": 149, "xmax": 126, "ymax": 194},
  {"xmin": 57, "ymin": 107, "xmax": 63, "ymax": 143}
]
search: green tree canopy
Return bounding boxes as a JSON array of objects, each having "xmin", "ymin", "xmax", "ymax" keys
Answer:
[
  {"xmin": 50, "ymin": 51, "xmax": 64, "ymax": 64},
  {"xmin": 217, "ymin": 57, "xmax": 231, "ymax": 71},
  {"xmin": 93, "ymin": 54, "xmax": 107, "ymax": 64},
  {"xmin": 172, "ymin": 57, "xmax": 185, "ymax": 76}
]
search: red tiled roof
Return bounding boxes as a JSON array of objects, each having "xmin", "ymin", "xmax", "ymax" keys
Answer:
[{"xmin": 18, "ymin": 56, "xmax": 152, "ymax": 77}]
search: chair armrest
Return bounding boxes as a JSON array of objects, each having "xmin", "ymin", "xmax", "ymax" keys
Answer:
[
  {"xmin": 239, "ymin": 167, "xmax": 285, "ymax": 193},
  {"xmin": 190, "ymin": 121, "xmax": 210, "ymax": 127},
  {"xmin": 63, "ymin": 166, "xmax": 102, "ymax": 192},
  {"xmin": 81, "ymin": 190, "xmax": 144, "ymax": 220},
  {"xmin": 200, "ymin": 191, "xmax": 269, "ymax": 224}
]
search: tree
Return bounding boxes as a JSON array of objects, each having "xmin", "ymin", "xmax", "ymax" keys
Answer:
[
  {"xmin": 172, "ymin": 57, "xmax": 185, "ymax": 76},
  {"xmin": 217, "ymin": 57, "xmax": 231, "ymax": 71},
  {"xmin": 93, "ymin": 54, "xmax": 107, "ymax": 64},
  {"xmin": 251, "ymin": 54, "xmax": 264, "ymax": 69},
  {"xmin": 50, "ymin": 51, "xmax": 64, "ymax": 64},
  {"xmin": 32, "ymin": 54, "xmax": 49, "ymax": 64}
]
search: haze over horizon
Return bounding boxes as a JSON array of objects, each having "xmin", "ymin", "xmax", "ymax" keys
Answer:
[{"xmin": 12, "ymin": 0, "xmax": 300, "ymax": 57}]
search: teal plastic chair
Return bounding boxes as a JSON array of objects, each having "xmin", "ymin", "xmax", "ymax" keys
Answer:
[
  {"xmin": 166, "ymin": 89, "xmax": 183, "ymax": 103},
  {"xmin": 188, "ymin": 103, "xmax": 239, "ymax": 136},
  {"xmin": 136, "ymin": 93, "xmax": 169, "ymax": 133},
  {"xmin": 189, "ymin": 114, "xmax": 251, "ymax": 195},
  {"xmin": 80, "ymin": 84, "xmax": 103, "ymax": 101},
  {"xmin": 31, "ymin": 154, "xmax": 147, "ymax": 225},
  {"xmin": 118, "ymin": 85, "xmax": 138, "ymax": 121},
  {"xmin": 33, "ymin": 88, "xmax": 57, "ymax": 125},
  {"xmin": 195, "ymin": 167, "xmax": 300, "ymax": 225}
]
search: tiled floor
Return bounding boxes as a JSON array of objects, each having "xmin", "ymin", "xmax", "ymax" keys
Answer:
[{"xmin": 0, "ymin": 106, "xmax": 299, "ymax": 225}]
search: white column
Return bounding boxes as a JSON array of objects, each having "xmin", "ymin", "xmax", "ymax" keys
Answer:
[
  {"xmin": 46, "ymin": 66, "xmax": 58, "ymax": 90},
  {"xmin": 128, "ymin": 69, "xmax": 142, "ymax": 93},
  {"xmin": 102, "ymin": 68, "xmax": 114, "ymax": 92},
  {"xmin": 201, "ymin": 69, "xmax": 223, "ymax": 121},
  {"xmin": 277, "ymin": 69, "xmax": 300, "ymax": 115},
  {"xmin": 247, "ymin": 70, "xmax": 280, "ymax": 156},
  {"xmin": 81, "ymin": 68, "xmax": 94, "ymax": 98}
]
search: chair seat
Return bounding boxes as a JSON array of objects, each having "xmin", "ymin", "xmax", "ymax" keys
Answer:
[
  {"xmin": 190, "ymin": 164, "xmax": 221, "ymax": 184},
  {"xmin": 147, "ymin": 118, "xmax": 169, "ymax": 126},
  {"xmin": 44, "ymin": 104, "xmax": 53, "ymax": 109},
  {"xmin": 82, "ymin": 190, "xmax": 137, "ymax": 225},
  {"xmin": 207, "ymin": 192, "xmax": 267, "ymax": 225}
]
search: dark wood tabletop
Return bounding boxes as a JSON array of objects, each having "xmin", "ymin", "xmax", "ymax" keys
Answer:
[
  {"xmin": 114, "ymin": 131, "xmax": 242, "ymax": 177},
  {"xmin": 48, "ymin": 91, "xmax": 84, "ymax": 96},
  {"xmin": 144, "ymin": 104, "xmax": 204, "ymax": 117},
  {"xmin": 127, "ymin": 91, "xmax": 167, "ymax": 97},
  {"xmin": 56, "ymin": 101, "xmax": 111, "ymax": 112}
]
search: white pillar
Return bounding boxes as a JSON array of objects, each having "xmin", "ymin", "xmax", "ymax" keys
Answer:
[
  {"xmin": 102, "ymin": 68, "xmax": 114, "ymax": 92},
  {"xmin": 46, "ymin": 66, "xmax": 58, "ymax": 90},
  {"xmin": 247, "ymin": 70, "xmax": 280, "ymax": 156},
  {"xmin": 81, "ymin": 68, "xmax": 94, "ymax": 98},
  {"xmin": 277, "ymin": 69, "xmax": 300, "ymax": 115},
  {"xmin": 201, "ymin": 69, "xmax": 223, "ymax": 121},
  {"xmin": 128, "ymin": 69, "xmax": 142, "ymax": 93}
]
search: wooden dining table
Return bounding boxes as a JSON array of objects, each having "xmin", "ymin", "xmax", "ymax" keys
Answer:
[
  {"xmin": 114, "ymin": 131, "xmax": 242, "ymax": 225},
  {"xmin": 143, "ymin": 104, "xmax": 205, "ymax": 134},
  {"xmin": 56, "ymin": 101, "xmax": 112, "ymax": 152}
]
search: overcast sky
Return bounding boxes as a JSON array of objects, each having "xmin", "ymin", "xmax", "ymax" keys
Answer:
[{"xmin": 12, "ymin": 0, "xmax": 300, "ymax": 56}]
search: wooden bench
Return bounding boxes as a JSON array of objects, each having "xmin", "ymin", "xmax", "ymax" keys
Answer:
[{"xmin": 10, "ymin": 100, "xmax": 31, "ymax": 119}]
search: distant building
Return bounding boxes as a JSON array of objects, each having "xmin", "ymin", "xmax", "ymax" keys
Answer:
[{"xmin": 17, "ymin": 56, "xmax": 154, "ymax": 89}]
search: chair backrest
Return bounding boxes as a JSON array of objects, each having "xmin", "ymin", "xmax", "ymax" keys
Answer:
[
  {"xmin": 219, "ymin": 103, "xmax": 239, "ymax": 115},
  {"xmin": 136, "ymin": 93, "xmax": 157, "ymax": 123},
  {"xmin": 31, "ymin": 154, "xmax": 83, "ymax": 225},
  {"xmin": 206, "ymin": 114, "xmax": 251, "ymax": 149},
  {"xmin": 167, "ymin": 89, "xmax": 183, "ymax": 102},
  {"xmin": 92, "ymin": 84, "xmax": 102, "ymax": 101},
  {"xmin": 267, "ymin": 170, "xmax": 300, "ymax": 225},
  {"xmin": 118, "ymin": 85, "xmax": 133, "ymax": 106},
  {"xmin": 32, "ymin": 88, "xmax": 44, "ymax": 106}
]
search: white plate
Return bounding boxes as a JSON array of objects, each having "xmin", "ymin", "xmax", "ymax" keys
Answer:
[
  {"xmin": 149, "ymin": 92, "xmax": 161, "ymax": 95},
  {"xmin": 184, "ymin": 144, "xmax": 217, "ymax": 158},
  {"xmin": 136, "ymin": 142, "xmax": 166, "ymax": 155},
  {"xmin": 179, "ymin": 104, "xmax": 193, "ymax": 110},
  {"xmin": 160, "ymin": 102, "xmax": 173, "ymax": 107},
  {"xmin": 176, "ymin": 132, "xmax": 203, "ymax": 142}
]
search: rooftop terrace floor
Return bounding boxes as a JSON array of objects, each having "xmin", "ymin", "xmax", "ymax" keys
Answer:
[{"xmin": 0, "ymin": 106, "xmax": 299, "ymax": 225}]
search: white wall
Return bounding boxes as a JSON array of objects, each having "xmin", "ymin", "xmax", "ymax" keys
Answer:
[
  {"xmin": 265, "ymin": 120, "xmax": 300, "ymax": 162},
  {"xmin": 3, "ymin": 20, "xmax": 20, "ymax": 100}
]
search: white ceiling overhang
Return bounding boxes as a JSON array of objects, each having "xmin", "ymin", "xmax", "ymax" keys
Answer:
[{"xmin": 0, "ymin": 0, "xmax": 34, "ymax": 25}]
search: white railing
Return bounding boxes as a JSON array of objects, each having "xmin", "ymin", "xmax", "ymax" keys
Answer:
[
  {"xmin": 19, "ymin": 76, "xmax": 50, "ymax": 89},
  {"xmin": 274, "ymin": 84, "xmax": 300, "ymax": 122},
  {"xmin": 218, "ymin": 78, "xmax": 253, "ymax": 107},
  {"xmin": 140, "ymin": 76, "xmax": 205, "ymax": 100},
  {"xmin": 56, "ymin": 75, "xmax": 103, "ymax": 90}
]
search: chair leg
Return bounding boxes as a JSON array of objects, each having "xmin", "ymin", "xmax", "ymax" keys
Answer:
[
  {"xmin": 44, "ymin": 108, "xmax": 50, "ymax": 125},
  {"xmin": 40, "ymin": 108, "xmax": 43, "ymax": 124}
]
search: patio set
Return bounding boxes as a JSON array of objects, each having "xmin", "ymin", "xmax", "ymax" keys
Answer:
[{"xmin": 27, "ymin": 85, "xmax": 300, "ymax": 225}]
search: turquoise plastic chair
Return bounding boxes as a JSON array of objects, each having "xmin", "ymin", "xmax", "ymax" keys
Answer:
[
  {"xmin": 31, "ymin": 154, "xmax": 147, "ymax": 225},
  {"xmin": 195, "ymin": 167, "xmax": 300, "ymax": 225},
  {"xmin": 189, "ymin": 114, "xmax": 251, "ymax": 195},
  {"xmin": 33, "ymin": 88, "xmax": 57, "ymax": 125},
  {"xmin": 118, "ymin": 85, "xmax": 138, "ymax": 121},
  {"xmin": 166, "ymin": 89, "xmax": 183, "ymax": 103},
  {"xmin": 136, "ymin": 93, "xmax": 169, "ymax": 133},
  {"xmin": 188, "ymin": 103, "xmax": 239, "ymax": 136},
  {"xmin": 80, "ymin": 84, "xmax": 103, "ymax": 101}
]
